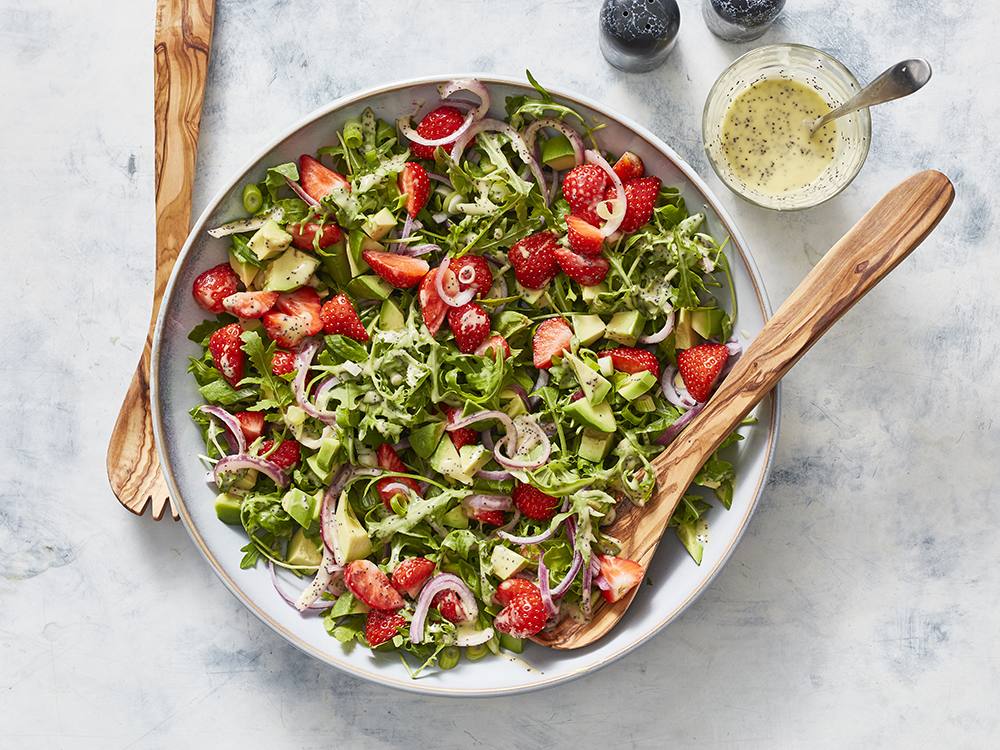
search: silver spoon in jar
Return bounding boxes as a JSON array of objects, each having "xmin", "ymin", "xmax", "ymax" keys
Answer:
[{"xmin": 809, "ymin": 59, "xmax": 932, "ymax": 136}]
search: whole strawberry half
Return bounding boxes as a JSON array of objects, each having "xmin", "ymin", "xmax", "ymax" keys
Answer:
[
  {"xmin": 299, "ymin": 154, "xmax": 350, "ymax": 201},
  {"xmin": 222, "ymin": 291, "xmax": 278, "ymax": 320},
  {"xmin": 613, "ymin": 176, "xmax": 661, "ymax": 234},
  {"xmin": 450, "ymin": 255, "xmax": 493, "ymax": 296},
  {"xmin": 418, "ymin": 267, "xmax": 449, "ymax": 335},
  {"xmin": 677, "ymin": 343, "xmax": 729, "ymax": 402},
  {"xmin": 270, "ymin": 349, "xmax": 296, "ymax": 376},
  {"xmin": 234, "ymin": 410, "xmax": 264, "ymax": 442},
  {"xmin": 375, "ymin": 444, "xmax": 421, "ymax": 509},
  {"xmin": 398, "ymin": 162, "xmax": 431, "ymax": 217},
  {"xmin": 259, "ymin": 438, "xmax": 301, "ymax": 470},
  {"xmin": 344, "ymin": 560, "xmax": 405, "ymax": 611},
  {"xmin": 288, "ymin": 220, "xmax": 342, "ymax": 251},
  {"xmin": 408, "ymin": 105, "xmax": 467, "ymax": 160},
  {"xmin": 275, "ymin": 287, "xmax": 323, "ymax": 334},
  {"xmin": 208, "ymin": 323, "xmax": 245, "ymax": 386},
  {"xmin": 509, "ymin": 232, "xmax": 559, "ymax": 289},
  {"xmin": 532, "ymin": 317, "xmax": 573, "ymax": 369},
  {"xmin": 362, "ymin": 250, "xmax": 429, "ymax": 289},
  {"xmin": 562, "ymin": 164, "xmax": 608, "ymax": 216},
  {"xmin": 493, "ymin": 579, "xmax": 546, "ymax": 638},
  {"xmin": 447, "ymin": 302, "xmax": 490, "ymax": 354},
  {"xmin": 612, "ymin": 151, "xmax": 644, "ymax": 183},
  {"xmin": 390, "ymin": 557, "xmax": 435, "ymax": 598},
  {"xmin": 512, "ymin": 482, "xmax": 559, "ymax": 521},
  {"xmin": 553, "ymin": 245, "xmax": 609, "ymax": 286},
  {"xmin": 606, "ymin": 346, "xmax": 660, "ymax": 378},
  {"xmin": 565, "ymin": 215, "xmax": 604, "ymax": 256},
  {"xmin": 320, "ymin": 293, "xmax": 369, "ymax": 342},
  {"xmin": 596, "ymin": 554, "xmax": 644, "ymax": 603},
  {"xmin": 365, "ymin": 609, "xmax": 406, "ymax": 647},
  {"xmin": 193, "ymin": 263, "xmax": 240, "ymax": 313}
]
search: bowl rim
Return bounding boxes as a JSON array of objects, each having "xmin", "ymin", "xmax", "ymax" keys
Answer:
[
  {"xmin": 150, "ymin": 73, "xmax": 780, "ymax": 697},
  {"xmin": 702, "ymin": 43, "xmax": 873, "ymax": 211}
]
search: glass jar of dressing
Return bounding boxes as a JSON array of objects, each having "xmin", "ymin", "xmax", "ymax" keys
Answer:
[{"xmin": 703, "ymin": 44, "xmax": 871, "ymax": 210}]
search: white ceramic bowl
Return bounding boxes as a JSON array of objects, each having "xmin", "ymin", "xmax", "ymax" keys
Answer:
[{"xmin": 151, "ymin": 74, "xmax": 778, "ymax": 696}]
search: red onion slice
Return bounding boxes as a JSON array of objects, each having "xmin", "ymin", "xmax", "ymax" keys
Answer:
[
  {"xmin": 550, "ymin": 551, "xmax": 583, "ymax": 598},
  {"xmin": 410, "ymin": 573, "xmax": 479, "ymax": 644},
  {"xmin": 214, "ymin": 454, "xmax": 287, "ymax": 488},
  {"xmin": 638, "ymin": 310, "xmax": 676, "ymax": 345},
  {"xmin": 537, "ymin": 557, "xmax": 558, "ymax": 617},
  {"xmin": 320, "ymin": 476, "xmax": 345, "ymax": 564},
  {"xmin": 447, "ymin": 409, "xmax": 516, "ymax": 442},
  {"xmin": 199, "ymin": 405, "xmax": 246, "ymax": 455},
  {"xmin": 292, "ymin": 340, "xmax": 340, "ymax": 424},
  {"xmin": 270, "ymin": 560, "xmax": 339, "ymax": 613},
  {"xmin": 438, "ymin": 78, "xmax": 492, "ymax": 120},
  {"xmin": 207, "ymin": 207, "xmax": 284, "ymax": 238},
  {"xmin": 294, "ymin": 545, "xmax": 342, "ymax": 611},
  {"xmin": 284, "ymin": 176, "xmax": 321, "ymax": 208},
  {"xmin": 476, "ymin": 468, "xmax": 513, "ymax": 482},
  {"xmin": 661, "ymin": 365, "xmax": 699, "ymax": 410},
  {"xmin": 655, "ymin": 402, "xmax": 706, "ymax": 445},
  {"xmin": 497, "ymin": 524, "xmax": 557, "ymax": 545},
  {"xmin": 462, "ymin": 494, "xmax": 512, "ymax": 513},
  {"xmin": 434, "ymin": 257, "xmax": 476, "ymax": 307},
  {"xmin": 426, "ymin": 171, "xmax": 452, "ymax": 187},
  {"xmin": 523, "ymin": 118, "xmax": 585, "ymax": 166},
  {"xmin": 398, "ymin": 110, "xmax": 476, "ymax": 148},
  {"xmin": 584, "ymin": 149, "xmax": 626, "ymax": 237},
  {"xmin": 493, "ymin": 417, "xmax": 551, "ymax": 470}
]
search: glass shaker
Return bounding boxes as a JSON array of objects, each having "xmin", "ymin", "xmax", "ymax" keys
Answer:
[
  {"xmin": 600, "ymin": 0, "xmax": 681, "ymax": 73},
  {"xmin": 702, "ymin": 0, "xmax": 785, "ymax": 42}
]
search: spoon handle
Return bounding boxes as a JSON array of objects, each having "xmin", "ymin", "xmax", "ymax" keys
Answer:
[
  {"xmin": 812, "ymin": 58, "xmax": 932, "ymax": 133},
  {"xmin": 652, "ymin": 170, "xmax": 954, "ymax": 498}
]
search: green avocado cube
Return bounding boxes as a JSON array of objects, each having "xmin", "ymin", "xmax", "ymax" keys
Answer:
[
  {"xmin": 675, "ymin": 309, "xmax": 700, "ymax": 349},
  {"xmin": 214, "ymin": 492, "xmax": 243, "ymax": 525},
  {"xmin": 248, "ymin": 219, "xmax": 292, "ymax": 261},
  {"xmin": 539, "ymin": 134, "xmax": 578, "ymax": 171},
  {"xmin": 605, "ymin": 310, "xmax": 645, "ymax": 346},
  {"xmin": 409, "ymin": 420, "xmax": 446, "ymax": 459},
  {"xmin": 579, "ymin": 428, "xmax": 615, "ymax": 462},
  {"xmin": 286, "ymin": 528, "xmax": 323, "ymax": 567},
  {"xmin": 573, "ymin": 314, "xmax": 606, "ymax": 347},
  {"xmin": 564, "ymin": 398, "xmax": 616, "ymax": 433},
  {"xmin": 491, "ymin": 546, "xmax": 529, "ymax": 579},
  {"xmin": 691, "ymin": 307, "xmax": 726, "ymax": 341},
  {"xmin": 379, "ymin": 299, "xmax": 405, "ymax": 330},
  {"xmin": 568, "ymin": 352, "xmax": 611, "ymax": 405},
  {"xmin": 281, "ymin": 487, "xmax": 318, "ymax": 528},
  {"xmin": 617, "ymin": 370, "xmax": 658, "ymax": 401},
  {"xmin": 363, "ymin": 207, "xmax": 397, "ymax": 240},
  {"xmin": 581, "ymin": 282, "xmax": 607, "ymax": 304},
  {"xmin": 262, "ymin": 248, "xmax": 320, "ymax": 292},
  {"xmin": 347, "ymin": 274, "xmax": 393, "ymax": 300}
]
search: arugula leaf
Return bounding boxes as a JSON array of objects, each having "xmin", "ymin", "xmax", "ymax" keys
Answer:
[
  {"xmin": 263, "ymin": 162, "xmax": 299, "ymax": 201},
  {"xmin": 241, "ymin": 330, "xmax": 293, "ymax": 409}
]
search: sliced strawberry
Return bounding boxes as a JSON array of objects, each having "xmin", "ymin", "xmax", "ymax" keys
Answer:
[
  {"xmin": 565, "ymin": 215, "xmax": 604, "ymax": 256},
  {"xmin": 398, "ymin": 162, "xmax": 431, "ymax": 217},
  {"xmin": 259, "ymin": 438, "xmax": 301, "ymax": 470},
  {"xmin": 408, "ymin": 105, "xmax": 466, "ymax": 160},
  {"xmin": 447, "ymin": 302, "xmax": 490, "ymax": 354},
  {"xmin": 474, "ymin": 333, "xmax": 511, "ymax": 359},
  {"xmin": 561, "ymin": 164, "xmax": 608, "ymax": 217},
  {"xmin": 375, "ymin": 444, "xmax": 422, "ymax": 509},
  {"xmin": 508, "ymin": 232, "xmax": 559, "ymax": 289},
  {"xmin": 222, "ymin": 291, "xmax": 278, "ymax": 319},
  {"xmin": 271, "ymin": 349, "xmax": 296, "ymax": 376},
  {"xmin": 493, "ymin": 580, "xmax": 546, "ymax": 638},
  {"xmin": 495, "ymin": 578, "xmax": 540, "ymax": 606},
  {"xmin": 512, "ymin": 482, "xmax": 559, "ymax": 521},
  {"xmin": 596, "ymin": 554, "xmax": 644, "ymax": 603},
  {"xmin": 320, "ymin": 293, "xmax": 369, "ymax": 342},
  {"xmin": 614, "ymin": 176, "xmax": 661, "ymax": 233},
  {"xmin": 208, "ymin": 323, "xmax": 245, "ymax": 386},
  {"xmin": 442, "ymin": 405, "xmax": 477, "ymax": 450},
  {"xmin": 532, "ymin": 317, "xmax": 573, "ymax": 369},
  {"xmin": 287, "ymin": 220, "xmax": 342, "ymax": 251},
  {"xmin": 553, "ymin": 245, "xmax": 609, "ymax": 286},
  {"xmin": 344, "ymin": 559, "xmax": 405, "ymax": 611},
  {"xmin": 362, "ymin": 250, "xmax": 429, "ymax": 289},
  {"xmin": 418, "ymin": 267, "xmax": 449, "ymax": 336},
  {"xmin": 193, "ymin": 263, "xmax": 240, "ymax": 313},
  {"xmin": 677, "ymin": 343, "xmax": 729, "ymax": 402},
  {"xmin": 450, "ymin": 255, "xmax": 493, "ymax": 296},
  {"xmin": 613, "ymin": 151, "xmax": 644, "ymax": 183},
  {"xmin": 365, "ymin": 609, "xmax": 406, "ymax": 646},
  {"xmin": 470, "ymin": 508, "xmax": 506, "ymax": 526},
  {"xmin": 433, "ymin": 590, "xmax": 470, "ymax": 623},
  {"xmin": 234, "ymin": 410, "xmax": 264, "ymax": 442},
  {"xmin": 606, "ymin": 346, "xmax": 661, "ymax": 378},
  {"xmin": 298, "ymin": 154, "xmax": 350, "ymax": 201},
  {"xmin": 274, "ymin": 287, "xmax": 323, "ymax": 333},
  {"xmin": 390, "ymin": 557, "xmax": 435, "ymax": 598},
  {"xmin": 262, "ymin": 313, "xmax": 311, "ymax": 348}
]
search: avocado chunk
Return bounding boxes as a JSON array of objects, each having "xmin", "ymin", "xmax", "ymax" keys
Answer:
[
  {"xmin": 540, "ymin": 134, "xmax": 578, "ymax": 171},
  {"xmin": 675, "ymin": 309, "xmax": 700, "ymax": 349},
  {"xmin": 564, "ymin": 398, "xmax": 616, "ymax": 433},
  {"xmin": 316, "ymin": 435, "xmax": 341, "ymax": 472},
  {"xmin": 573, "ymin": 314, "xmax": 606, "ymax": 347},
  {"xmin": 335, "ymin": 493, "xmax": 373, "ymax": 562},
  {"xmin": 281, "ymin": 487, "xmax": 318, "ymax": 528},
  {"xmin": 262, "ymin": 248, "xmax": 320, "ymax": 292},
  {"xmin": 491, "ymin": 546, "xmax": 529, "ymax": 579},
  {"xmin": 363, "ymin": 207, "xmax": 397, "ymax": 240},
  {"xmin": 567, "ymin": 352, "xmax": 611, "ymax": 405},
  {"xmin": 605, "ymin": 310, "xmax": 646, "ymax": 346},
  {"xmin": 305, "ymin": 453, "xmax": 334, "ymax": 483},
  {"xmin": 597, "ymin": 355, "xmax": 614, "ymax": 378},
  {"xmin": 501, "ymin": 388, "xmax": 528, "ymax": 419},
  {"xmin": 442, "ymin": 504, "xmax": 470, "ymax": 529},
  {"xmin": 214, "ymin": 492, "xmax": 243, "ymax": 525},
  {"xmin": 429, "ymin": 438, "xmax": 474, "ymax": 485},
  {"xmin": 579, "ymin": 428, "xmax": 615, "ymax": 462},
  {"xmin": 318, "ymin": 239, "xmax": 352, "ymax": 288},
  {"xmin": 379, "ymin": 299, "xmax": 405, "ymax": 330},
  {"xmin": 617, "ymin": 370, "xmax": 658, "ymax": 401},
  {"xmin": 286, "ymin": 528, "xmax": 323, "ymax": 567},
  {"xmin": 691, "ymin": 307, "xmax": 726, "ymax": 341},
  {"xmin": 248, "ymin": 219, "xmax": 292, "ymax": 261},
  {"xmin": 228, "ymin": 250, "xmax": 259, "ymax": 288},
  {"xmin": 347, "ymin": 273, "xmax": 393, "ymax": 300},
  {"xmin": 347, "ymin": 230, "xmax": 377, "ymax": 277},
  {"xmin": 409, "ymin": 420, "xmax": 445, "ymax": 459},
  {"xmin": 458, "ymin": 444, "xmax": 492, "ymax": 476},
  {"xmin": 515, "ymin": 282, "xmax": 550, "ymax": 308},
  {"xmin": 581, "ymin": 282, "xmax": 608, "ymax": 304}
]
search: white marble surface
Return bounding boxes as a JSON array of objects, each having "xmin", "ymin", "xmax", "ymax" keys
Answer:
[{"xmin": 2, "ymin": 0, "xmax": 997, "ymax": 746}]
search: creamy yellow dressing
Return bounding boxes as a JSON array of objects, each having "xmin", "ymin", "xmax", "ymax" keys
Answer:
[{"xmin": 719, "ymin": 78, "xmax": 838, "ymax": 195}]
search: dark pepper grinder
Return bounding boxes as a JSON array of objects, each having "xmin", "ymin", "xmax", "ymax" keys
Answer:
[
  {"xmin": 702, "ymin": 0, "xmax": 786, "ymax": 42},
  {"xmin": 600, "ymin": 0, "xmax": 681, "ymax": 73}
]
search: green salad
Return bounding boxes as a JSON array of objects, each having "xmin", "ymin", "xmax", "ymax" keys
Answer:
[{"xmin": 187, "ymin": 74, "xmax": 746, "ymax": 675}]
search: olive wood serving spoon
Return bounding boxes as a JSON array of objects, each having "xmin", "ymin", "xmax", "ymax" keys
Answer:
[{"xmin": 534, "ymin": 169, "xmax": 954, "ymax": 649}]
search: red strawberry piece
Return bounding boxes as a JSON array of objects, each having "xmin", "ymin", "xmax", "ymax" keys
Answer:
[
  {"xmin": 470, "ymin": 509, "xmax": 506, "ymax": 526},
  {"xmin": 433, "ymin": 590, "xmax": 470, "ymax": 623},
  {"xmin": 208, "ymin": 323, "xmax": 245, "ymax": 386},
  {"xmin": 234, "ymin": 410, "xmax": 264, "ymax": 442},
  {"xmin": 614, "ymin": 176, "xmax": 661, "ymax": 233},
  {"xmin": 532, "ymin": 317, "xmax": 573, "ymax": 369},
  {"xmin": 474, "ymin": 333, "xmax": 511, "ymax": 359},
  {"xmin": 344, "ymin": 559, "xmax": 405, "ymax": 611},
  {"xmin": 447, "ymin": 302, "xmax": 490, "ymax": 354},
  {"xmin": 222, "ymin": 291, "xmax": 278, "ymax": 319},
  {"xmin": 288, "ymin": 220, "xmax": 342, "ymax": 251},
  {"xmin": 419, "ymin": 267, "xmax": 449, "ymax": 335},
  {"xmin": 408, "ymin": 105, "xmax": 466, "ymax": 160},
  {"xmin": 259, "ymin": 438, "xmax": 300, "ymax": 469},
  {"xmin": 442, "ymin": 405, "xmax": 478, "ymax": 450},
  {"xmin": 271, "ymin": 349, "xmax": 296, "ymax": 376},
  {"xmin": 493, "ymin": 580, "xmax": 546, "ymax": 638},
  {"xmin": 320, "ymin": 293, "xmax": 369, "ymax": 342},
  {"xmin": 612, "ymin": 151, "xmax": 644, "ymax": 183},
  {"xmin": 508, "ymin": 232, "xmax": 559, "ymax": 289},
  {"xmin": 565, "ymin": 215, "xmax": 604, "ymax": 256},
  {"xmin": 365, "ymin": 609, "xmax": 406, "ymax": 646},
  {"xmin": 298, "ymin": 154, "xmax": 350, "ymax": 201},
  {"xmin": 596, "ymin": 554, "xmax": 644, "ymax": 603},
  {"xmin": 262, "ymin": 312, "xmax": 312, "ymax": 348},
  {"xmin": 450, "ymin": 255, "xmax": 493, "ymax": 296},
  {"xmin": 677, "ymin": 343, "xmax": 729, "ymax": 403},
  {"xmin": 193, "ymin": 263, "xmax": 240, "ymax": 313},
  {"xmin": 561, "ymin": 164, "xmax": 608, "ymax": 217},
  {"xmin": 495, "ymin": 578, "xmax": 540, "ymax": 606},
  {"xmin": 398, "ymin": 162, "xmax": 431, "ymax": 217},
  {"xmin": 553, "ymin": 245, "xmax": 610, "ymax": 286},
  {"xmin": 274, "ymin": 287, "xmax": 323, "ymax": 334},
  {"xmin": 390, "ymin": 557, "xmax": 436, "ymax": 598},
  {"xmin": 512, "ymin": 482, "xmax": 559, "ymax": 521},
  {"xmin": 362, "ymin": 249, "xmax": 429, "ymax": 289},
  {"xmin": 375, "ymin": 444, "xmax": 422, "ymax": 509},
  {"xmin": 606, "ymin": 346, "xmax": 661, "ymax": 378}
]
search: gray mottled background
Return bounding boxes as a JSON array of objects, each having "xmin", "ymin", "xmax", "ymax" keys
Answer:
[{"xmin": 2, "ymin": 0, "xmax": 998, "ymax": 747}]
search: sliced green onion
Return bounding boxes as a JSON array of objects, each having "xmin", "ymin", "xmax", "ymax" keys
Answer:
[{"xmin": 242, "ymin": 184, "xmax": 263, "ymax": 214}]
